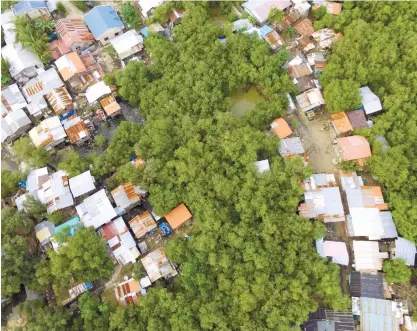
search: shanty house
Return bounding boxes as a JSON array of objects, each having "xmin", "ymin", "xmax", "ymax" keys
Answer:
[
  {"xmin": 140, "ymin": 23, "xmax": 165, "ymax": 38},
  {"xmin": 138, "ymin": 0, "xmax": 164, "ymax": 18},
  {"xmin": 331, "ymin": 112, "xmax": 353, "ymax": 136},
  {"xmin": 349, "ymin": 272, "xmax": 384, "ymax": 299},
  {"xmin": 356, "ymin": 297, "xmax": 399, "ymax": 331},
  {"xmin": 29, "ymin": 116, "xmax": 67, "ymax": 150},
  {"xmin": 100, "ymin": 217, "xmax": 140, "ymax": 265},
  {"xmin": 69, "ymin": 170, "xmax": 96, "ymax": 199},
  {"xmin": 1, "ymin": 44, "xmax": 43, "ymax": 83},
  {"xmin": 35, "ymin": 220, "xmax": 55, "ymax": 249},
  {"xmin": 298, "ymin": 187, "xmax": 345, "ymax": 222},
  {"xmin": 359, "ymin": 86, "xmax": 382, "ymax": 116},
  {"xmin": 254, "ymin": 160, "xmax": 270, "ymax": 174},
  {"xmin": 110, "ymin": 30, "xmax": 144, "ymax": 60},
  {"xmin": 49, "ymin": 39, "xmax": 71, "ymax": 60},
  {"xmin": 394, "ymin": 238, "xmax": 416, "ymax": 266},
  {"xmin": 279, "ymin": 137, "xmax": 305, "ymax": 157},
  {"xmin": 312, "ymin": 28, "xmax": 342, "ymax": 49},
  {"xmin": 111, "ymin": 183, "xmax": 146, "ymax": 215},
  {"xmin": 319, "ymin": 2, "xmax": 343, "ymax": 15},
  {"xmin": 303, "ymin": 173, "xmax": 337, "ymax": 191},
  {"xmin": 84, "ymin": 81, "xmax": 112, "ymax": 104},
  {"xmin": 56, "ymin": 19, "xmax": 95, "ymax": 51},
  {"xmin": 84, "ymin": 5, "xmax": 124, "ymax": 45},
  {"xmin": 242, "ymin": 0, "xmax": 291, "ymax": 25},
  {"xmin": 1, "ymin": 108, "xmax": 32, "ymax": 143},
  {"xmin": 302, "ymin": 308, "xmax": 354, "ymax": 331},
  {"xmin": 294, "ymin": 18, "xmax": 315, "ymax": 37},
  {"xmin": 288, "ymin": 62, "xmax": 313, "ymax": 81},
  {"xmin": 26, "ymin": 167, "xmax": 49, "ymax": 192},
  {"xmin": 163, "ymin": 203, "xmax": 192, "ymax": 230},
  {"xmin": 61, "ymin": 114, "xmax": 91, "ymax": 145},
  {"xmin": 100, "ymin": 95, "xmax": 121, "ymax": 117},
  {"xmin": 271, "ymin": 118, "xmax": 292, "ymax": 139},
  {"xmin": 115, "ymin": 278, "xmax": 143, "ymax": 305},
  {"xmin": 259, "ymin": 25, "xmax": 283, "ymax": 50},
  {"xmin": 352, "ymin": 241, "xmax": 388, "ymax": 271},
  {"xmin": 345, "ymin": 186, "xmax": 388, "ymax": 211},
  {"xmin": 339, "ymin": 170, "xmax": 364, "ymax": 191},
  {"xmin": 129, "ymin": 211, "xmax": 157, "ymax": 239},
  {"xmin": 169, "ymin": 9, "xmax": 185, "ymax": 25},
  {"xmin": 76, "ymin": 189, "xmax": 117, "ymax": 229},
  {"xmin": 296, "ymin": 88, "xmax": 325, "ymax": 113},
  {"xmin": 1, "ymin": 84, "xmax": 27, "ymax": 113},
  {"xmin": 13, "ymin": 1, "xmax": 50, "ymax": 19},
  {"xmin": 50, "ymin": 216, "xmax": 81, "ymax": 251},
  {"xmin": 337, "ymin": 136, "xmax": 371, "ymax": 164},
  {"xmin": 141, "ymin": 248, "xmax": 178, "ymax": 282},
  {"xmin": 347, "ymin": 109, "xmax": 368, "ymax": 129},
  {"xmin": 45, "ymin": 87, "xmax": 73, "ymax": 116},
  {"xmin": 316, "ymin": 239, "xmax": 349, "ymax": 265}
]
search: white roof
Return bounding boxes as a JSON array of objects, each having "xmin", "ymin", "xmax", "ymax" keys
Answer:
[
  {"xmin": 27, "ymin": 99, "xmax": 47, "ymax": 117},
  {"xmin": 37, "ymin": 170, "xmax": 74, "ymax": 214},
  {"xmin": 395, "ymin": 237, "xmax": 416, "ymax": 266},
  {"xmin": 1, "ymin": 108, "xmax": 32, "ymax": 142},
  {"xmin": 76, "ymin": 189, "xmax": 117, "ymax": 229},
  {"xmin": 46, "ymin": 0, "xmax": 58, "ymax": 12},
  {"xmin": 1, "ymin": 84, "xmax": 28, "ymax": 112},
  {"xmin": 141, "ymin": 248, "xmax": 177, "ymax": 282},
  {"xmin": 254, "ymin": 160, "xmax": 270, "ymax": 173},
  {"xmin": 1, "ymin": 44, "xmax": 43, "ymax": 78},
  {"xmin": 340, "ymin": 171, "xmax": 364, "ymax": 191},
  {"xmin": 23, "ymin": 68, "xmax": 64, "ymax": 106},
  {"xmin": 140, "ymin": 276, "xmax": 152, "ymax": 288},
  {"xmin": 1, "ymin": 11, "xmax": 17, "ymax": 45},
  {"xmin": 29, "ymin": 116, "xmax": 67, "ymax": 147},
  {"xmin": 26, "ymin": 167, "xmax": 49, "ymax": 192},
  {"xmin": 316, "ymin": 239, "xmax": 349, "ymax": 265},
  {"xmin": 359, "ymin": 86, "xmax": 382, "ymax": 115},
  {"xmin": 296, "ymin": 88, "xmax": 325, "ymax": 113},
  {"xmin": 352, "ymin": 241, "xmax": 388, "ymax": 271},
  {"xmin": 347, "ymin": 207, "xmax": 384, "ymax": 240},
  {"xmin": 85, "ymin": 81, "xmax": 111, "ymax": 103},
  {"xmin": 110, "ymin": 30, "xmax": 143, "ymax": 59},
  {"xmin": 69, "ymin": 170, "xmax": 96, "ymax": 198},
  {"xmin": 138, "ymin": 0, "xmax": 164, "ymax": 17},
  {"xmin": 242, "ymin": 0, "xmax": 291, "ymax": 24}
]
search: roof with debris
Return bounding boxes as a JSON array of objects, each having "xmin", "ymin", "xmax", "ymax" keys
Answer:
[
  {"xmin": 164, "ymin": 203, "xmax": 192, "ymax": 230},
  {"xmin": 141, "ymin": 248, "xmax": 178, "ymax": 282},
  {"xmin": 337, "ymin": 136, "xmax": 371, "ymax": 161},
  {"xmin": 316, "ymin": 239, "xmax": 349, "ymax": 265},
  {"xmin": 69, "ymin": 170, "xmax": 96, "ymax": 198},
  {"xmin": 352, "ymin": 241, "xmax": 388, "ymax": 271},
  {"xmin": 129, "ymin": 211, "xmax": 157, "ymax": 239}
]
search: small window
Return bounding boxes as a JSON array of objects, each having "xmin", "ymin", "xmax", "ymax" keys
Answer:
[{"xmin": 104, "ymin": 37, "xmax": 109, "ymax": 41}]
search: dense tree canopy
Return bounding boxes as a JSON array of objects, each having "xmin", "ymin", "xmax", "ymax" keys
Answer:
[
  {"xmin": 1, "ymin": 168, "xmax": 25, "ymax": 198},
  {"xmin": 383, "ymin": 259, "xmax": 412, "ymax": 284},
  {"xmin": 318, "ymin": 2, "xmax": 417, "ymax": 242},
  {"xmin": 13, "ymin": 136, "xmax": 52, "ymax": 167}
]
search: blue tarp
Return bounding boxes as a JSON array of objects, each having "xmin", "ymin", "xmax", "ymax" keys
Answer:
[
  {"xmin": 140, "ymin": 27, "xmax": 149, "ymax": 38},
  {"xmin": 259, "ymin": 25, "xmax": 273, "ymax": 37},
  {"xmin": 18, "ymin": 180, "xmax": 26, "ymax": 189},
  {"xmin": 159, "ymin": 222, "xmax": 172, "ymax": 236},
  {"xmin": 59, "ymin": 109, "xmax": 75, "ymax": 121},
  {"xmin": 85, "ymin": 281, "xmax": 93, "ymax": 290}
]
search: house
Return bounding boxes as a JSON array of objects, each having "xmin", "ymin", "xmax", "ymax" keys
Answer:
[
  {"xmin": 316, "ymin": 239, "xmax": 349, "ymax": 265},
  {"xmin": 35, "ymin": 220, "xmax": 55, "ymax": 248},
  {"xmin": 303, "ymin": 173, "xmax": 337, "ymax": 191},
  {"xmin": 288, "ymin": 56, "xmax": 312, "ymax": 80},
  {"xmin": 316, "ymin": 2, "xmax": 342, "ymax": 15},
  {"xmin": 293, "ymin": 0, "xmax": 311, "ymax": 18},
  {"xmin": 141, "ymin": 248, "xmax": 178, "ymax": 282},
  {"xmin": 359, "ymin": 86, "xmax": 382, "ymax": 115},
  {"xmin": 61, "ymin": 114, "xmax": 91, "ymax": 145},
  {"xmin": 294, "ymin": 18, "xmax": 315, "ymax": 37},
  {"xmin": 48, "ymin": 39, "xmax": 71, "ymax": 60},
  {"xmin": 393, "ymin": 238, "xmax": 416, "ymax": 266},
  {"xmin": 1, "ymin": 108, "xmax": 32, "ymax": 143},
  {"xmin": 298, "ymin": 187, "xmax": 345, "ymax": 222},
  {"xmin": 296, "ymin": 76, "xmax": 317, "ymax": 94},
  {"xmin": 259, "ymin": 25, "xmax": 283, "ymax": 50},
  {"xmin": 312, "ymin": 53, "xmax": 327, "ymax": 74},
  {"xmin": 331, "ymin": 112, "xmax": 353, "ymax": 136},
  {"xmin": 271, "ymin": 118, "xmax": 292, "ymax": 139},
  {"xmin": 297, "ymin": 35, "xmax": 315, "ymax": 52},
  {"xmin": 163, "ymin": 203, "xmax": 192, "ymax": 230},
  {"xmin": 36, "ymin": 170, "xmax": 74, "ymax": 214},
  {"xmin": 302, "ymin": 308, "xmax": 354, "ymax": 331},
  {"xmin": 129, "ymin": 211, "xmax": 157, "ymax": 239},
  {"xmin": 352, "ymin": 241, "xmax": 388, "ymax": 271},
  {"xmin": 345, "ymin": 186, "xmax": 388, "ymax": 211},
  {"xmin": 55, "ymin": 52, "xmax": 104, "ymax": 90},
  {"xmin": 76, "ymin": 189, "xmax": 117, "ymax": 229},
  {"xmin": 26, "ymin": 167, "xmax": 49, "ymax": 192},
  {"xmin": 295, "ymin": 88, "xmax": 325, "ymax": 114},
  {"xmin": 29, "ymin": 116, "xmax": 67, "ymax": 150},
  {"xmin": 339, "ymin": 170, "xmax": 364, "ymax": 191},
  {"xmin": 115, "ymin": 278, "xmax": 143, "ymax": 305},
  {"xmin": 50, "ymin": 216, "xmax": 82, "ymax": 251},
  {"xmin": 138, "ymin": 0, "xmax": 164, "ymax": 18},
  {"xmin": 1, "ymin": 84, "xmax": 27, "ymax": 113},
  {"xmin": 355, "ymin": 297, "xmax": 399, "ymax": 331},
  {"xmin": 69, "ymin": 170, "xmax": 96, "ymax": 198},
  {"xmin": 45, "ymin": 87, "xmax": 73, "ymax": 115},
  {"xmin": 254, "ymin": 160, "xmax": 270, "ymax": 173},
  {"xmin": 99, "ymin": 217, "xmax": 140, "ymax": 265},
  {"xmin": 1, "ymin": 44, "xmax": 43, "ymax": 83},
  {"xmin": 346, "ymin": 208, "xmax": 397, "ymax": 240},
  {"xmin": 349, "ymin": 272, "xmax": 384, "ymax": 299},
  {"xmin": 337, "ymin": 136, "xmax": 371, "ymax": 163},
  {"xmin": 100, "ymin": 95, "xmax": 121, "ymax": 117},
  {"xmin": 232, "ymin": 19, "xmax": 254, "ymax": 33},
  {"xmin": 279, "ymin": 137, "xmax": 305, "ymax": 157},
  {"xmin": 13, "ymin": 1, "xmax": 50, "ymax": 19},
  {"xmin": 140, "ymin": 23, "xmax": 165, "ymax": 38},
  {"xmin": 1, "ymin": 11, "xmax": 17, "ymax": 45},
  {"xmin": 347, "ymin": 109, "xmax": 368, "ymax": 129},
  {"xmin": 111, "ymin": 183, "xmax": 146, "ymax": 215},
  {"xmin": 169, "ymin": 9, "xmax": 185, "ymax": 25},
  {"xmin": 110, "ymin": 30, "xmax": 144, "ymax": 60},
  {"xmin": 312, "ymin": 28, "xmax": 342, "ymax": 49},
  {"xmin": 242, "ymin": 0, "xmax": 291, "ymax": 25},
  {"xmin": 56, "ymin": 19, "xmax": 95, "ymax": 51},
  {"xmin": 84, "ymin": 5, "xmax": 124, "ymax": 45},
  {"xmin": 85, "ymin": 81, "xmax": 112, "ymax": 104}
]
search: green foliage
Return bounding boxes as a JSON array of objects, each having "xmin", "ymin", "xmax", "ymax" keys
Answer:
[
  {"xmin": 383, "ymin": 259, "xmax": 412, "ymax": 284},
  {"xmin": 241, "ymin": 11, "xmax": 250, "ymax": 19},
  {"xmin": 1, "ymin": 57, "xmax": 12, "ymax": 86},
  {"xmin": 105, "ymin": 45, "xmax": 118, "ymax": 60},
  {"xmin": 71, "ymin": 0, "xmax": 88, "ymax": 12},
  {"xmin": 56, "ymin": 2, "xmax": 67, "ymax": 16},
  {"xmin": 1, "ymin": 168, "xmax": 25, "ymax": 198},
  {"xmin": 148, "ymin": 3, "xmax": 174, "ymax": 24},
  {"xmin": 248, "ymin": 15, "xmax": 256, "ymax": 25},
  {"xmin": 322, "ymin": 79, "xmax": 361, "ymax": 113},
  {"xmin": 121, "ymin": 2, "xmax": 142, "ymax": 29},
  {"xmin": 1, "ymin": 206, "xmax": 34, "ymax": 239},
  {"xmin": 31, "ymin": 258, "xmax": 53, "ymax": 293},
  {"xmin": 103, "ymin": 73, "xmax": 115, "ymax": 86},
  {"xmin": 283, "ymin": 25, "xmax": 297, "ymax": 38},
  {"xmin": 94, "ymin": 134, "xmax": 107, "ymax": 147},
  {"xmin": 312, "ymin": 6, "xmax": 328, "ymax": 20},
  {"xmin": 46, "ymin": 210, "xmax": 65, "ymax": 225},
  {"xmin": 268, "ymin": 8, "xmax": 284, "ymax": 23},
  {"xmin": 48, "ymin": 227, "xmax": 113, "ymax": 293},
  {"xmin": 338, "ymin": 160, "xmax": 360, "ymax": 172},
  {"xmin": 1, "ymin": 1, "xmax": 18, "ymax": 12},
  {"xmin": 78, "ymin": 292, "xmax": 112, "ymax": 331},
  {"xmin": 227, "ymin": 12, "xmax": 238, "ymax": 23},
  {"xmin": 23, "ymin": 195, "xmax": 47, "ymax": 220},
  {"xmin": 313, "ymin": 222, "xmax": 327, "ymax": 240},
  {"xmin": 57, "ymin": 150, "xmax": 89, "ymax": 177},
  {"xmin": 13, "ymin": 136, "xmax": 52, "ymax": 167}
]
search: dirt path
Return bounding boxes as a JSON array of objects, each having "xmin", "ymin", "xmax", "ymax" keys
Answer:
[
  {"xmin": 63, "ymin": 2, "xmax": 84, "ymax": 20},
  {"xmin": 104, "ymin": 264, "xmax": 122, "ymax": 290}
]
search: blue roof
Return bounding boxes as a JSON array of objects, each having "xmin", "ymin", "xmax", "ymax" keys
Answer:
[
  {"xmin": 260, "ymin": 25, "xmax": 273, "ymax": 37},
  {"xmin": 14, "ymin": 1, "xmax": 47, "ymax": 15},
  {"xmin": 55, "ymin": 216, "xmax": 81, "ymax": 236},
  {"xmin": 140, "ymin": 27, "xmax": 149, "ymax": 38},
  {"xmin": 84, "ymin": 5, "xmax": 124, "ymax": 39}
]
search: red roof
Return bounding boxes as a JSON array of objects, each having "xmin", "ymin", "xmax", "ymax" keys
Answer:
[
  {"xmin": 338, "ymin": 136, "xmax": 371, "ymax": 161},
  {"xmin": 56, "ymin": 19, "xmax": 94, "ymax": 49}
]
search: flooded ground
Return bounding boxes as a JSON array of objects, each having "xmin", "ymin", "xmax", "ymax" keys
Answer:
[{"xmin": 231, "ymin": 87, "xmax": 263, "ymax": 117}]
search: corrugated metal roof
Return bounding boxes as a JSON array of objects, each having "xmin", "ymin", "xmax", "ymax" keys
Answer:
[
  {"xmin": 279, "ymin": 137, "xmax": 305, "ymax": 156},
  {"xmin": 294, "ymin": 18, "xmax": 315, "ymax": 37},
  {"xmin": 347, "ymin": 109, "xmax": 368, "ymax": 129},
  {"xmin": 13, "ymin": 1, "xmax": 47, "ymax": 15},
  {"xmin": 84, "ymin": 5, "xmax": 124, "ymax": 40},
  {"xmin": 360, "ymin": 297, "xmax": 399, "ymax": 331},
  {"xmin": 352, "ymin": 241, "xmax": 388, "ymax": 271},
  {"xmin": 395, "ymin": 237, "xmax": 416, "ymax": 266},
  {"xmin": 380, "ymin": 211, "xmax": 398, "ymax": 239},
  {"xmin": 359, "ymin": 86, "xmax": 382, "ymax": 115},
  {"xmin": 303, "ymin": 308, "xmax": 354, "ymax": 331},
  {"xmin": 349, "ymin": 272, "xmax": 384, "ymax": 299},
  {"xmin": 331, "ymin": 112, "xmax": 353, "ymax": 135}
]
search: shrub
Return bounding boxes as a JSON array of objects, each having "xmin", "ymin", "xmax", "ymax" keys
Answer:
[
  {"xmin": 56, "ymin": 2, "xmax": 67, "ymax": 17},
  {"xmin": 227, "ymin": 12, "xmax": 238, "ymax": 23}
]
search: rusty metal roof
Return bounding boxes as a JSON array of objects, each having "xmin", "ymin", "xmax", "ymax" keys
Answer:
[{"xmin": 294, "ymin": 18, "xmax": 315, "ymax": 37}]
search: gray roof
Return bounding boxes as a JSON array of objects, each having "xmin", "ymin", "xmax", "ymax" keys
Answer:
[
  {"xmin": 395, "ymin": 237, "xmax": 416, "ymax": 266},
  {"xmin": 300, "ymin": 187, "xmax": 345, "ymax": 222},
  {"xmin": 359, "ymin": 86, "xmax": 382, "ymax": 115},
  {"xmin": 279, "ymin": 137, "xmax": 305, "ymax": 156},
  {"xmin": 1, "ymin": 84, "xmax": 28, "ymax": 111},
  {"xmin": 303, "ymin": 309, "xmax": 354, "ymax": 331},
  {"xmin": 349, "ymin": 272, "xmax": 384, "ymax": 299},
  {"xmin": 380, "ymin": 211, "xmax": 398, "ymax": 239},
  {"xmin": 359, "ymin": 297, "xmax": 398, "ymax": 331},
  {"xmin": 347, "ymin": 109, "xmax": 368, "ymax": 129}
]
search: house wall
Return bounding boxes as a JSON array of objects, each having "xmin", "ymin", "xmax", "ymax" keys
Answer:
[
  {"xmin": 46, "ymin": 137, "xmax": 66, "ymax": 151},
  {"xmin": 26, "ymin": 8, "xmax": 51, "ymax": 20},
  {"xmin": 97, "ymin": 27, "xmax": 124, "ymax": 46}
]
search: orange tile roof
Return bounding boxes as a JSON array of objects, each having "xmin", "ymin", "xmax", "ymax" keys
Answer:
[
  {"xmin": 164, "ymin": 203, "xmax": 192, "ymax": 230},
  {"xmin": 56, "ymin": 19, "xmax": 94, "ymax": 49},
  {"xmin": 272, "ymin": 118, "xmax": 292, "ymax": 139},
  {"xmin": 338, "ymin": 136, "xmax": 371, "ymax": 161},
  {"xmin": 331, "ymin": 112, "xmax": 353, "ymax": 135}
]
